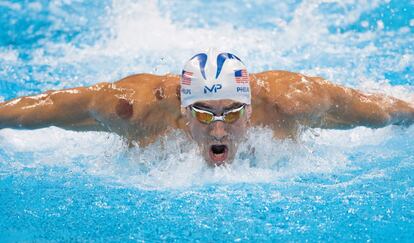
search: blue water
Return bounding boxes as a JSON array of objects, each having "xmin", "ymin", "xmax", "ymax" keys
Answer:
[{"xmin": 1, "ymin": 0, "xmax": 414, "ymax": 241}]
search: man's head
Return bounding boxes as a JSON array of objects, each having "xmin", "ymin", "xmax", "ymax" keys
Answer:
[{"xmin": 180, "ymin": 49, "xmax": 252, "ymax": 166}]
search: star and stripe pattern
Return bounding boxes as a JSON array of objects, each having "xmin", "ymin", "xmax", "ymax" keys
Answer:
[
  {"xmin": 234, "ymin": 69, "xmax": 248, "ymax": 83},
  {"xmin": 181, "ymin": 70, "xmax": 193, "ymax": 85}
]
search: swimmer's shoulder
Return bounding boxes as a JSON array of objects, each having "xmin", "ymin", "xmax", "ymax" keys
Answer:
[
  {"xmin": 112, "ymin": 73, "xmax": 181, "ymax": 103},
  {"xmin": 250, "ymin": 70, "xmax": 318, "ymax": 85},
  {"xmin": 250, "ymin": 70, "xmax": 332, "ymax": 117},
  {"xmin": 115, "ymin": 73, "xmax": 180, "ymax": 88},
  {"xmin": 85, "ymin": 72, "xmax": 181, "ymax": 114},
  {"xmin": 250, "ymin": 70, "xmax": 304, "ymax": 97},
  {"xmin": 250, "ymin": 70, "xmax": 328, "ymax": 94}
]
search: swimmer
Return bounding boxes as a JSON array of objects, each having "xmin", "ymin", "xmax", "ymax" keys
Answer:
[{"xmin": 1, "ymin": 48, "xmax": 413, "ymax": 166}]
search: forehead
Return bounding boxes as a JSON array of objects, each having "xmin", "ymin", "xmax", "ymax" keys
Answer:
[{"xmin": 192, "ymin": 99, "xmax": 242, "ymax": 109}]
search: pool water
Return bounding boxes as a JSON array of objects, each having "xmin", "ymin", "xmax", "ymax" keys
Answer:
[{"xmin": 1, "ymin": 0, "xmax": 414, "ymax": 241}]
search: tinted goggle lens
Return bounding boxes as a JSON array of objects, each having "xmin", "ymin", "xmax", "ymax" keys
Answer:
[
  {"xmin": 194, "ymin": 110, "xmax": 214, "ymax": 123},
  {"xmin": 224, "ymin": 109, "xmax": 244, "ymax": 123}
]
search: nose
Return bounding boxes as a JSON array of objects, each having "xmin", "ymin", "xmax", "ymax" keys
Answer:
[{"xmin": 209, "ymin": 121, "xmax": 228, "ymax": 141}]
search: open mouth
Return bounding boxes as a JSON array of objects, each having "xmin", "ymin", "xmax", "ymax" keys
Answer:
[{"xmin": 208, "ymin": 144, "xmax": 229, "ymax": 164}]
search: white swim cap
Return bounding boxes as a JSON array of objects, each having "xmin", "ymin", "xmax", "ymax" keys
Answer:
[{"xmin": 180, "ymin": 48, "xmax": 251, "ymax": 107}]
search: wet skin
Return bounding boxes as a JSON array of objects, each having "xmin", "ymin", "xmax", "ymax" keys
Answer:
[
  {"xmin": 184, "ymin": 100, "xmax": 252, "ymax": 166},
  {"xmin": 1, "ymin": 70, "xmax": 414, "ymax": 165}
]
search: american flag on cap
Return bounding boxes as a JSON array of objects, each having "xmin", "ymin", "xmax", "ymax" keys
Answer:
[
  {"xmin": 234, "ymin": 69, "xmax": 249, "ymax": 83},
  {"xmin": 181, "ymin": 70, "xmax": 192, "ymax": 85}
]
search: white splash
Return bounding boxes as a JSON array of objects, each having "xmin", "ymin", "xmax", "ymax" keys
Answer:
[{"xmin": 0, "ymin": 124, "xmax": 402, "ymax": 190}]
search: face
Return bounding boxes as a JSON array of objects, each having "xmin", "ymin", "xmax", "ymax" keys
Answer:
[{"xmin": 184, "ymin": 99, "xmax": 251, "ymax": 166}]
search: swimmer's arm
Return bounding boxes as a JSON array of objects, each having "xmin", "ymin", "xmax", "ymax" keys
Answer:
[
  {"xmin": 305, "ymin": 79, "xmax": 414, "ymax": 129},
  {"xmin": 0, "ymin": 85, "xmax": 108, "ymax": 131}
]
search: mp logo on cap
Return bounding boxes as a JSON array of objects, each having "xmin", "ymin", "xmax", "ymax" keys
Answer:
[{"xmin": 204, "ymin": 84, "xmax": 222, "ymax": 94}]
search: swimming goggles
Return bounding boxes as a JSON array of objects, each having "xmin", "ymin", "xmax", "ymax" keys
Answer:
[{"xmin": 190, "ymin": 104, "xmax": 246, "ymax": 124}]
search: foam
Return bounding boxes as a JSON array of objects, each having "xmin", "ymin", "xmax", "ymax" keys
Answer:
[
  {"xmin": 0, "ymin": 123, "xmax": 410, "ymax": 191},
  {"xmin": 0, "ymin": 48, "xmax": 18, "ymax": 63},
  {"xmin": 0, "ymin": 126, "xmax": 376, "ymax": 190}
]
